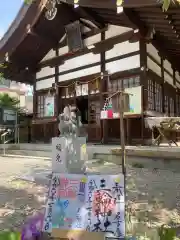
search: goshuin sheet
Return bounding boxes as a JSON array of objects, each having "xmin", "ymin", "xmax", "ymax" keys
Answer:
[
  {"xmin": 85, "ymin": 175, "xmax": 125, "ymax": 238},
  {"xmin": 52, "ymin": 174, "xmax": 87, "ymax": 230},
  {"xmin": 43, "ymin": 173, "xmax": 125, "ymax": 238}
]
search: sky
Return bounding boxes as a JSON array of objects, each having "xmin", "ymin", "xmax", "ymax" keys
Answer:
[{"xmin": 0, "ymin": 0, "xmax": 22, "ymax": 39}]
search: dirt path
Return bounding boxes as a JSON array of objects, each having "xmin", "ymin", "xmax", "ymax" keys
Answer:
[{"xmin": 0, "ymin": 157, "xmax": 51, "ymax": 231}]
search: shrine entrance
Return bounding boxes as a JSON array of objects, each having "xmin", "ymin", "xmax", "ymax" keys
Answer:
[{"xmin": 76, "ymin": 97, "xmax": 88, "ymax": 124}]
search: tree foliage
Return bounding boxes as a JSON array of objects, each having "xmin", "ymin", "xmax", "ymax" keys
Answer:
[
  {"xmin": 0, "ymin": 63, "xmax": 6, "ymax": 83},
  {"xmin": 0, "ymin": 93, "xmax": 20, "ymax": 109}
]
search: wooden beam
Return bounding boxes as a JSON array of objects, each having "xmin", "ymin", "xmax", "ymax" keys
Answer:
[
  {"xmin": 152, "ymin": 33, "xmax": 180, "ymax": 71},
  {"xmin": 160, "ymin": 57, "xmax": 165, "ymax": 113},
  {"xmin": 39, "ymin": 30, "xmax": 135, "ymax": 68},
  {"xmin": 79, "ymin": 19, "xmax": 93, "ymax": 30},
  {"xmin": 173, "ymin": 69, "xmax": 176, "ymax": 86},
  {"xmin": 76, "ymin": 7, "xmax": 105, "ymax": 28},
  {"xmin": 27, "ymin": 29, "xmax": 57, "ymax": 46},
  {"xmin": 59, "ymin": 0, "xmax": 160, "ymax": 9},
  {"xmin": 123, "ymin": 8, "xmax": 148, "ymax": 37},
  {"xmin": 60, "ymin": 3, "xmax": 105, "ymax": 29},
  {"xmin": 57, "ymin": 26, "xmax": 107, "ymax": 48},
  {"xmin": 124, "ymin": 8, "xmax": 180, "ymax": 71}
]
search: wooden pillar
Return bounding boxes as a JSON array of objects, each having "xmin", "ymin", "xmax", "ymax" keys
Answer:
[
  {"xmin": 54, "ymin": 48, "xmax": 59, "ymax": 137},
  {"xmin": 54, "ymin": 49, "xmax": 59, "ymax": 116},
  {"xmin": 160, "ymin": 57, "xmax": 165, "ymax": 113},
  {"xmin": 173, "ymin": 69, "xmax": 177, "ymax": 116},
  {"xmin": 100, "ymin": 31, "xmax": 107, "ymax": 144},
  {"xmin": 139, "ymin": 38, "xmax": 147, "ymax": 144},
  {"xmin": 33, "ymin": 75, "xmax": 37, "ymax": 119},
  {"xmin": 126, "ymin": 118, "xmax": 130, "ymax": 145},
  {"xmin": 173, "ymin": 69, "xmax": 176, "ymax": 86},
  {"xmin": 32, "ymin": 75, "xmax": 37, "ymax": 142}
]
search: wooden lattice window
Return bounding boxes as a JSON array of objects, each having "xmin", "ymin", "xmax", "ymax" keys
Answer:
[
  {"xmin": 154, "ymin": 82, "xmax": 162, "ymax": 113},
  {"xmin": 169, "ymin": 97, "xmax": 175, "ymax": 116},
  {"xmin": 108, "ymin": 75, "xmax": 140, "ymax": 92},
  {"xmin": 164, "ymin": 95, "xmax": 169, "ymax": 115},
  {"xmin": 122, "ymin": 75, "xmax": 140, "ymax": 88},
  {"xmin": 176, "ymin": 94, "xmax": 180, "ymax": 116},
  {"xmin": 148, "ymin": 79, "xmax": 154, "ymax": 110},
  {"xmin": 37, "ymin": 95, "xmax": 45, "ymax": 118}
]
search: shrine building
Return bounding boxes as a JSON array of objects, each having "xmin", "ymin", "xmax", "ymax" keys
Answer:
[{"xmin": 1, "ymin": 0, "xmax": 180, "ymax": 144}]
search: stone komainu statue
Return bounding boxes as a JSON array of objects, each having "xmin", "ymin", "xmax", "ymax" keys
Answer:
[{"xmin": 58, "ymin": 105, "xmax": 83, "ymax": 137}]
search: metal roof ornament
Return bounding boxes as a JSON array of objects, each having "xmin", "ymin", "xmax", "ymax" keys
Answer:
[
  {"xmin": 5, "ymin": 53, "xmax": 9, "ymax": 62},
  {"xmin": 45, "ymin": 0, "xmax": 58, "ymax": 20}
]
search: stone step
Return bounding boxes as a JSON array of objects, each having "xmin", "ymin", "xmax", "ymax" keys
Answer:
[
  {"xmin": 0, "ymin": 149, "xmax": 51, "ymax": 158},
  {"xmin": 0, "ymin": 154, "xmax": 51, "ymax": 160},
  {"xmin": 2, "ymin": 144, "xmax": 180, "ymax": 159},
  {"xmin": 94, "ymin": 153, "xmax": 180, "ymax": 172}
]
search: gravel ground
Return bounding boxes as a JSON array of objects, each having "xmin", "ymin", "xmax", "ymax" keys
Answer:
[
  {"xmin": 0, "ymin": 157, "xmax": 51, "ymax": 231},
  {"xmin": 0, "ymin": 157, "xmax": 180, "ymax": 238}
]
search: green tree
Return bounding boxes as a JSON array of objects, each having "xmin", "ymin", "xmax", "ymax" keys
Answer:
[
  {"xmin": 0, "ymin": 93, "xmax": 20, "ymax": 109},
  {"xmin": 0, "ymin": 63, "xmax": 6, "ymax": 83},
  {"xmin": 162, "ymin": 0, "xmax": 173, "ymax": 11}
]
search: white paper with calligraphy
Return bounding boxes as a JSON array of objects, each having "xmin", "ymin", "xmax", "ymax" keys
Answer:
[
  {"xmin": 85, "ymin": 175, "xmax": 125, "ymax": 238},
  {"xmin": 52, "ymin": 137, "xmax": 67, "ymax": 173},
  {"xmin": 52, "ymin": 173, "xmax": 88, "ymax": 230},
  {"xmin": 43, "ymin": 174, "xmax": 60, "ymax": 232},
  {"xmin": 44, "ymin": 173, "xmax": 125, "ymax": 238}
]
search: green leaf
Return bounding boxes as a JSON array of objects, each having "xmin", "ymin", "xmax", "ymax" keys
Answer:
[
  {"xmin": 0, "ymin": 232, "xmax": 20, "ymax": 240},
  {"xmin": 116, "ymin": 0, "xmax": 123, "ymax": 6},
  {"xmin": 162, "ymin": 0, "xmax": 171, "ymax": 11},
  {"xmin": 24, "ymin": 0, "xmax": 34, "ymax": 4},
  {"xmin": 0, "ymin": 93, "xmax": 20, "ymax": 110}
]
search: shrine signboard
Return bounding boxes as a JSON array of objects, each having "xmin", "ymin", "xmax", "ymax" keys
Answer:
[{"xmin": 100, "ymin": 86, "xmax": 142, "ymax": 119}]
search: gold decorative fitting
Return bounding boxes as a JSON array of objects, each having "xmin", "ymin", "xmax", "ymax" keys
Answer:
[
  {"xmin": 5, "ymin": 53, "xmax": 9, "ymax": 62},
  {"xmin": 74, "ymin": 0, "xmax": 79, "ymax": 8},
  {"xmin": 45, "ymin": 0, "xmax": 60, "ymax": 20},
  {"xmin": 26, "ymin": 24, "xmax": 31, "ymax": 33},
  {"xmin": 116, "ymin": 0, "xmax": 123, "ymax": 14}
]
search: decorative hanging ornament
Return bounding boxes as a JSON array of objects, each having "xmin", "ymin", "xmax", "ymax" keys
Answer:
[
  {"xmin": 45, "ymin": 0, "xmax": 61, "ymax": 20},
  {"xmin": 4, "ymin": 52, "xmax": 9, "ymax": 62},
  {"xmin": 116, "ymin": 0, "xmax": 123, "ymax": 14},
  {"xmin": 95, "ymin": 79, "xmax": 99, "ymax": 90},
  {"xmin": 74, "ymin": 0, "xmax": 79, "ymax": 8},
  {"xmin": 47, "ymin": 89, "xmax": 52, "ymax": 97}
]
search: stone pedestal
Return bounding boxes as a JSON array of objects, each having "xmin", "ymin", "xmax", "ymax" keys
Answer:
[{"xmin": 52, "ymin": 136, "xmax": 87, "ymax": 174}]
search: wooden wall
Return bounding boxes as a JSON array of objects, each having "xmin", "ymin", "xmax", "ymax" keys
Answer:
[
  {"xmin": 146, "ymin": 43, "xmax": 180, "ymax": 117},
  {"xmin": 32, "ymin": 24, "xmax": 141, "ymax": 143}
]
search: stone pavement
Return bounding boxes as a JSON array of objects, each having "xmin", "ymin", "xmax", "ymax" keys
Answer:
[{"xmin": 0, "ymin": 156, "xmax": 180, "ymax": 238}]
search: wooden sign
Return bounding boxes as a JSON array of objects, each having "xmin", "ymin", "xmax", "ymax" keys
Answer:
[
  {"xmin": 65, "ymin": 21, "xmax": 83, "ymax": 53},
  {"xmin": 111, "ymin": 93, "xmax": 130, "ymax": 113}
]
